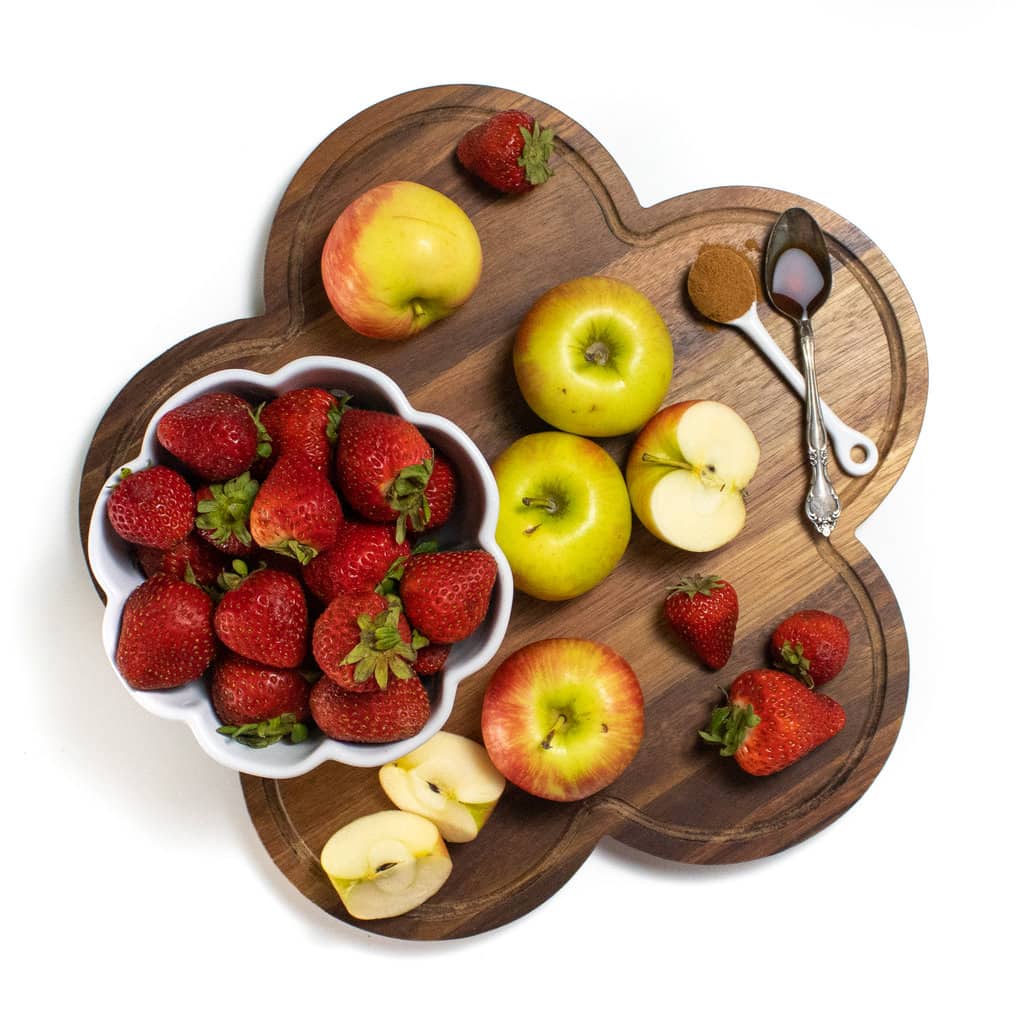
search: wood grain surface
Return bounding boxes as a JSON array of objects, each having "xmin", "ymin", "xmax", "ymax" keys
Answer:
[{"xmin": 77, "ymin": 84, "xmax": 928, "ymax": 940}]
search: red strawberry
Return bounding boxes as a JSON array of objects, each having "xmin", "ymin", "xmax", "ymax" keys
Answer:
[
  {"xmin": 301, "ymin": 520, "xmax": 410, "ymax": 604},
  {"xmin": 210, "ymin": 653, "xmax": 311, "ymax": 727},
  {"xmin": 135, "ymin": 533, "xmax": 226, "ymax": 587},
  {"xmin": 334, "ymin": 408, "xmax": 433, "ymax": 541},
  {"xmin": 665, "ymin": 574, "xmax": 739, "ymax": 670},
  {"xmin": 309, "ymin": 673, "xmax": 430, "ymax": 743},
  {"xmin": 414, "ymin": 642, "xmax": 450, "ymax": 676},
  {"xmin": 456, "ymin": 109, "xmax": 555, "ymax": 194},
  {"xmin": 115, "ymin": 573, "xmax": 215, "ymax": 690},
  {"xmin": 700, "ymin": 668, "xmax": 846, "ymax": 776},
  {"xmin": 414, "ymin": 452, "xmax": 457, "ymax": 535},
  {"xmin": 399, "ymin": 549, "xmax": 498, "ymax": 644},
  {"xmin": 106, "ymin": 465, "xmax": 194, "ymax": 550},
  {"xmin": 156, "ymin": 391, "xmax": 270, "ymax": 481},
  {"xmin": 213, "ymin": 565, "xmax": 308, "ymax": 669},
  {"xmin": 195, "ymin": 472, "xmax": 259, "ymax": 555},
  {"xmin": 256, "ymin": 387, "xmax": 341, "ymax": 477},
  {"xmin": 312, "ymin": 592, "xmax": 419, "ymax": 692},
  {"xmin": 771, "ymin": 610, "xmax": 850, "ymax": 687},
  {"xmin": 249, "ymin": 455, "xmax": 343, "ymax": 564}
]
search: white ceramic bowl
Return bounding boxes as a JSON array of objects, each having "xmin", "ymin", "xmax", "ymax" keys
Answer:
[{"xmin": 87, "ymin": 355, "xmax": 513, "ymax": 778}]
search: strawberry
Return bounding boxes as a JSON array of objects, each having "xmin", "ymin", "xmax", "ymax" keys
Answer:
[
  {"xmin": 106, "ymin": 465, "xmax": 194, "ymax": 550},
  {"xmin": 665, "ymin": 574, "xmax": 739, "ymax": 670},
  {"xmin": 301, "ymin": 520, "xmax": 410, "ymax": 604},
  {"xmin": 249, "ymin": 454, "xmax": 343, "ymax": 564},
  {"xmin": 399, "ymin": 549, "xmax": 498, "ymax": 644},
  {"xmin": 210, "ymin": 653, "xmax": 311, "ymax": 727},
  {"xmin": 413, "ymin": 642, "xmax": 450, "ymax": 676},
  {"xmin": 771, "ymin": 610, "xmax": 850, "ymax": 687},
  {"xmin": 156, "ymin": 391, "xmax": 270, "ymax": 481},
  {"xmin": 334, "ymin": 408, "xmax": 433, "ymax": 541},
  {"xmin": 115, "ymin": 573, "xmax": 215, "ymax": 690},
  {"xmin": 256, "ymin": 387, "xmax": 341, "ymax": 477},
  {"xmin": 456, "ymin": 109, "xmax": 555, "ymax": 194},
  {"xmin": 135, "ymin": 533, "xmax": 226, "ymax": 587},
  {"xmin": 213, "ymin": 564, "xmax": 308, "ymax": 668},
  {"xmin": 195, "ymin": 471, "xmax": 259, "ymax": 555},
  {"xmin": 312, "ymin": 592, "xmax": 421, "ymax": 692},
  {"xmin": 414, "ymin": 452, "xmax": 457, "ymax": 535},
  {"xmin": 700, "ymin": 668, "xmax": 846, "ymax": 776},
  {"xmin": 309, "ymin": 673, "xmax": 430, "ymax": 743}
]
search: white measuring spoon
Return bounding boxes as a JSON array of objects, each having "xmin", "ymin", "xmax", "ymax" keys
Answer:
[{"xmin": 725, "ymin": 302, "xmax": 878, "ymax": 476}]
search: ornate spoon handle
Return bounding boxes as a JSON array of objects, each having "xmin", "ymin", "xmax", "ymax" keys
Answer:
[{"xmin": 799, "ymin": 318, "xmax": 841, "ymax": 536}]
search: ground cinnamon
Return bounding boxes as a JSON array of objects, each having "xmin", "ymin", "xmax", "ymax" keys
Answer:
[{"xmin": 687, "ymin": 246, "xmax": 757, "ymax": 323}]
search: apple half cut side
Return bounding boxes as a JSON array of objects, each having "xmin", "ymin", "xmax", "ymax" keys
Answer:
[
  {"xmin": 320, "ymin": 810, "xmax": 452, "ymax": 920},
  {"xmin": 626, "ymin": 400, "xmax": 760, "ymax": 553},
  {"xmin": 379, "ymin": 731, "xmax": 506, "ymax": 842}
]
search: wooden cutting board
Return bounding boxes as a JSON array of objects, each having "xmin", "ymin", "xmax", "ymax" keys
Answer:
[{"xmin": 77, "ymin": 84, "xmax": 927, "ymax": 941}]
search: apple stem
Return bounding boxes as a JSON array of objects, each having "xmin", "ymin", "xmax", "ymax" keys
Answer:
[
  {"xmin": 540, "ymin": 713, "xmax": 568, "ymax": 750},
  {"xmin": 522, "ymin": 495, "xmax": 559, "ymax": 514}
]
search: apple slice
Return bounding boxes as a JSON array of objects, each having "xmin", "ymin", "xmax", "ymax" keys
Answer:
[
  {"xmin": 626, "ymin": 400, "xmax": 760, "ymax": 552},
  {"xmin": 379, "ymin": 731, "xmax": 506, "ymax": 842},
  {"xmin": 320, "ymin": 810, "xmax": 452, "ymax": 920}
]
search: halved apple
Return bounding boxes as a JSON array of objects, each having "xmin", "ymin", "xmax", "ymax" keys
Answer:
[
  {"xmin": 379, "ymin": 731, "xmax": 506, "ymax": 842},
  {"xmin": 626, "ymin": 400, "xmax": 760, "ymax": 552},
  {"xmin": 320, "ymin": 810, "xmax": 452, "ymax": 920}
]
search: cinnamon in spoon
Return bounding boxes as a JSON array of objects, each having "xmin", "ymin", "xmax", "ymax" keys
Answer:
[{"xmin": 687, "ymin": 246, "xmax": 757, "ymax": 323}]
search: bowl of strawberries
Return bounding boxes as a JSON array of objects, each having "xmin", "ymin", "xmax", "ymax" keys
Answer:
[{"xmin": 87, "ymin": 355, "xmax": 513, "ymax": 778}]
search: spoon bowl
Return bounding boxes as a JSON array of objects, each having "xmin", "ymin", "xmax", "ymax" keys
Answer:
[{"xmin": 765, "ymin": 207, "xmax": 833, "ymax": 320}]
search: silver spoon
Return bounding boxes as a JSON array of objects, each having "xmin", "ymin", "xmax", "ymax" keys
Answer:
[{"xmin": 764, "ymin": 208, "xmax": 841, "ymax": 537}]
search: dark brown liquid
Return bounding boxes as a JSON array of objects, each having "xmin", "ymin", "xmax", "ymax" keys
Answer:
[{"xmin": 771, "ymin": 247, "xmax": 825, "ymax": 318}]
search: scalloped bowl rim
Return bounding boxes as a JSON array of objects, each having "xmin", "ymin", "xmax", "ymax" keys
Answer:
[{"xmin": 87, "ymin": 355, "xmax": 513, "ymax": 778}]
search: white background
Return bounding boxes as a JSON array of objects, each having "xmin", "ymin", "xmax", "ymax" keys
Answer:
[{"xmin": 4, "ymin": 1, "xmax": 1021, "ymax": 1020}]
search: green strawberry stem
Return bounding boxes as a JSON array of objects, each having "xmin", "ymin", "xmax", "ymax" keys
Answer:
[
  {"xmin": 196, "ymin": 472, "xmax": 258, "ymax": 547},
  {"xmin": 698, "ymin": 700, "xmax": 761, "ymax": 757},
  {"xmin": 388, "ymin": 457, "xmax": 434, "ymax": 542},
  {"xmin": 269, "ymin": 539, "xmax": 319, "ymax": 565},
  {"xmin": 249, "ymin": 404, "xmax": 273, "ymax": 459},
  {"xmin": 342, "ymin": 605, "xmax": 418, "ymax": 689},
  {"xmin": 517, "ymin": 120, "xmax": 555, "ymax": 186},
  {"xmin": 668, "ymin": 574, "xmax": 724, "ymax": 599},
  {"xmin": 776, "ymin": 641, "xmax": 814, "ymax": 688},
  {"xmin": 218, "ymin": 713, "xmax": 309, "ymax": 748}
]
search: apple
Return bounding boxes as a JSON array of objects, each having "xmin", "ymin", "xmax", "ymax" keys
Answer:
[
  {"xmin": 320, "ymin": 810, "xmax": 452, "ymax": 920},
  {"xmin": 378, "ymin": 731, "xmax": 506, "ymax": 842},
  {"xmin": 481, "ymin": 638, "xmax": 644, "ymax": 802},
  {"xmin": 626, "ymin": 400, "xmax": 760, "ymax": 552},
  {"xmin": 492, "ymin": 431, "xmax": 631, "ymax": 601},
  {"xmin": 513, "ymin": 276, "xmax": 674, "ymax": 437},
  {"xmin": 321, "ymin": 180, "xmax": 482, "ymax": 341}
]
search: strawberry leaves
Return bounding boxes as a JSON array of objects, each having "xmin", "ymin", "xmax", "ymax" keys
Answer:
[
  {"xmin": 699, "ymin": 700, "xmax": 761, "ymax": 757},
  {"xmin": 218, "ymin": 713, "xmax": 309, "ymax": 748},
  {"xmin": 341, "ymin": 603, "xmax": 420, "ymax": 689}
]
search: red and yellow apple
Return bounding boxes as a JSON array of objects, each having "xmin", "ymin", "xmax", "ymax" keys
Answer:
[
  {"xmin": 321, "ymin": 180, "xmax": 482, "ymax": 340},
  {"xmin": 320, "ymin": 810, "xmax": 452, "ymax": 920},
  {"xmin": 481, "ymin": 638, "xmax": 644, "ymax": 802},
  {"xmin": 513, "ymin": 276, "xmax": 674, "ymax": 437},
  {"xmin": 492, "ymin": 432, "xmax": 631, "ymax": 601},
  {"xmin": 379, "ymin": 731, "xmax": 506, "ymax": 843},
  {"xmin": 626, "ymin": 400, "xmax": 760, "ymax": 552}
]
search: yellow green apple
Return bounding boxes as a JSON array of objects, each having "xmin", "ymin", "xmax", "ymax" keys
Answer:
[
  {"xmin": 626, "ymin": 400, "xmax": 760, "ymax": 552},
  {"xmin": 320, "ymin": 810, "xmax": 452, "ymax": 920},
  {"xmin": 321, "ymin": 180, "xmax": 482, "ymax": 340},
  {"xmin": 378, "ymin": 731, "xmax": 506, "ymax": 842},
  {"xmin": 481, "ymin": 638, "xmax": 645, "ymax": 802},
  {"xmin": 513, "ymin": 276, "xmax": 674, "ymax": 436},
  {"xmin": 492, "ymin": 431, "xmax": 631, "ymax": 601}
]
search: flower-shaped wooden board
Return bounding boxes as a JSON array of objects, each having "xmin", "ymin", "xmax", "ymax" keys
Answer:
[{"xmin": 78, "ymin": 84, "xmax": 927, "ymax": 940}]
